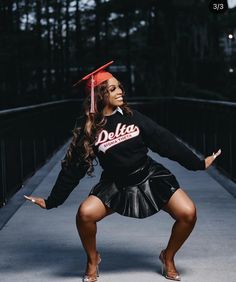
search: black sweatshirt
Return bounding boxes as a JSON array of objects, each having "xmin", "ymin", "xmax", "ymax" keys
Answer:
[{"xmin": 44, "ymin": 109, "xmax": 205, "ymax": 209}]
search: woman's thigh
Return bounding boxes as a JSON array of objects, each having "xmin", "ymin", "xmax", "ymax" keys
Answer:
[
  {"xmin": 162, "ymin": 188, "xmax": 197, "ymax": 222},
  {"xmin": 78, "ymin": 195, "xmax": 114, "ymax": 222}
]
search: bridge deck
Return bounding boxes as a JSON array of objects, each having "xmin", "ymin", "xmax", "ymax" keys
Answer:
[{"xmin": 0, "ymin": 144, "xmax": 236, "ymax": 282}]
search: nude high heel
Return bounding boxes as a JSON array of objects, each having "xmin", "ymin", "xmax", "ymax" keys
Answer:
[
  {"xmin": 159, "ymin": 250, "xmax": 181, "ymax": 281},
  {"xmin": 82, "ymin": 253, "xmax": 101, "ymax": 282}
]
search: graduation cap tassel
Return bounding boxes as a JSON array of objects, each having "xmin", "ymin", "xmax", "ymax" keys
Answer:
[
  {"xmin": 72, "ymin": 61, "xmax": 114, "ymax": 112},
  {"xmin": 90, "ymin": 75, "xmax": 95, "ymax": 113}
]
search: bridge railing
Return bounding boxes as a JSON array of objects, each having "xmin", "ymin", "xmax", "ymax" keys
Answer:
[
  {"xmin": 131, "ymin": 97, "xmax": 236, "ymax": 183},
  {"xmin": 0, "ymin": 100, "xmax": 82, "ymax": 207},
  {"xmin": 1, "ymin": 97, "xmax": 235, "ymax": 207}
]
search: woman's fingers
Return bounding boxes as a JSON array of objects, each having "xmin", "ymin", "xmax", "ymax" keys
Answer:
[
  {"xmin": 24, "ymin": 195, "xmax": 35, "ymax": 202},
  {"xmin": 205, "ymin": 148, "xmax": 222, "ymax": 169},
  {"xmin": 24, "ymin": 195, "xmax": 46, "ymax": 209},
  {"xmin": 212, "ymin": 149, "xmax": 221, "ymax": 159}
]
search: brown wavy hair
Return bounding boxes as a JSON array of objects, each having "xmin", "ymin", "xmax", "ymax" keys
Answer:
[{"xmin": 63, "ymin": 79, "xmax": 133, "ymax": 175}]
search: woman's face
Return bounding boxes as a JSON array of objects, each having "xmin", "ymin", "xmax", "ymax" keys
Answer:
[{"xmin": 106, "ymin": 77, "xmax": 124, "ymax": 109}]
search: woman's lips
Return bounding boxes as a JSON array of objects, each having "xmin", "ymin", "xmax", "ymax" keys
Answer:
[{"xmin": 116, "ymin": 96, "xmax": 123, "ymax": 101}]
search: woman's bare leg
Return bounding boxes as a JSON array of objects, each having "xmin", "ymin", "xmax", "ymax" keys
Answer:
[
  {"xmin": 161, "ymin": 188, "xmax": 197, "ymax": 275},
  {"xmin": 76, "ymin": 195, "xmax": 114, "ymax": 276}
]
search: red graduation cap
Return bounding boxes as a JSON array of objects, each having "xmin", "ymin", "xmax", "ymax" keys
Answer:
[{"xmin": 73, "ymin": 61, "xmax": 114, "ymax": 113}]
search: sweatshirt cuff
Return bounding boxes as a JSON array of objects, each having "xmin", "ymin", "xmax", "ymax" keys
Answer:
[
  {"xmin": 200, "ymin": 159, "xmax": 206, "ymax": 170},
  {"xmin": 44, "ymin": 198, "xmax": 57, "ymax": 210}
]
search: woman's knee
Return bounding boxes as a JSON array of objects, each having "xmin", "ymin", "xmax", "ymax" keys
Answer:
[
  {"xmin": 76, "ymin": 204, "xmax": 97, "ymax": 223},
  {"xmin": 180, "ymin": 205, "xmax": 197, "ymax": 224},
  {"xmin": 164, "ymin": 189, "xmax": 197, "ymax": 224}
]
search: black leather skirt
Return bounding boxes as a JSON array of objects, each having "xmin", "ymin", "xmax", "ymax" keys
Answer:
[{"xmin": 89, "ymin": 157, "xmax": 180, "ymax": 218}]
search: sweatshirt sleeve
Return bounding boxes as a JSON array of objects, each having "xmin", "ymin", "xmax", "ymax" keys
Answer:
[
  {"xmin": 44, "ymin": 159, "xmax": 88, "ymax": 210},
  {"xmin": 45, "ymin": 117, "xmax": 88, "ymax": 209},
  {"xmin": 133, "ymin": 110, "xmax": 205, "ymax": 171}
]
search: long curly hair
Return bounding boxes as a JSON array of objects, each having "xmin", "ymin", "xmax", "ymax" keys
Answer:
[{"xmin": 63, "ymin": 79, "xmax": 133, "ymax": 175}]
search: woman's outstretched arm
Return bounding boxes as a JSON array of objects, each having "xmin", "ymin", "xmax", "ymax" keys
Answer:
[
  {"xmin": 24, "ymin": 158, "xmax": 88, "ymax": 209},
  {"xmin": 133, "ymin": 110, "xmax": 221, "ymax": 170}
]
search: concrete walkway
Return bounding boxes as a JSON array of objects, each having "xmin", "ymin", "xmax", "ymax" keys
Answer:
[{"xmin": 0, "ymin": 144, "xmax": 236, "ymax": 282}]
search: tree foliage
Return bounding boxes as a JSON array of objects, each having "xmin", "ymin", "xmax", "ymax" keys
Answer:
[{"xmin": 0, "ymin": 0, "xmax": 235, "ymax": 109}]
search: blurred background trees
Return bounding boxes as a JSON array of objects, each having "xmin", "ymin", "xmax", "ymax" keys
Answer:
[{"xmin": 0, "ymin": 0, "xmax": 236, "ymax": 110}]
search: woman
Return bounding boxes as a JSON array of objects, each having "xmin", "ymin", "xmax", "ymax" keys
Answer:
[{"xmin": 24, "ymin": 61, "xmax": 221, "ymax": 282}]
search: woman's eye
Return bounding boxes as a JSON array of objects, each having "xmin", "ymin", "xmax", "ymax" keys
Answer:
[{"xmin": 110, "ymin": 87, "xmax": 115, "ymax": 92}]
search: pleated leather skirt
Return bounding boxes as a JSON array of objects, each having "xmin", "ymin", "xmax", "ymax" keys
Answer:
[{"xmin": 89, "ymin": 156, "xmax": 180, "ymax": 218}]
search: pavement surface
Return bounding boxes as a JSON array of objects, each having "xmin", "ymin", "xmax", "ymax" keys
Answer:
[{"xmin": 0, "ymin": 144, "xmax": 236, "ymax": 282}]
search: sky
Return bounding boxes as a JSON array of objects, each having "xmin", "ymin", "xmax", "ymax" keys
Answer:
[{"xmin": 228, "ymin": 0, "xmax": 236, "ymax": 8}]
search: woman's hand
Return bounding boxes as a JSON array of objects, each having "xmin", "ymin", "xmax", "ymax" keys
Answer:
[
  {"xmin": 24, "ymin": 195, "xmax": 46, "ymax": 209},
  {"xmin": 204, "ymin": 149, "xmax": 221, "ymax": 169}
]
